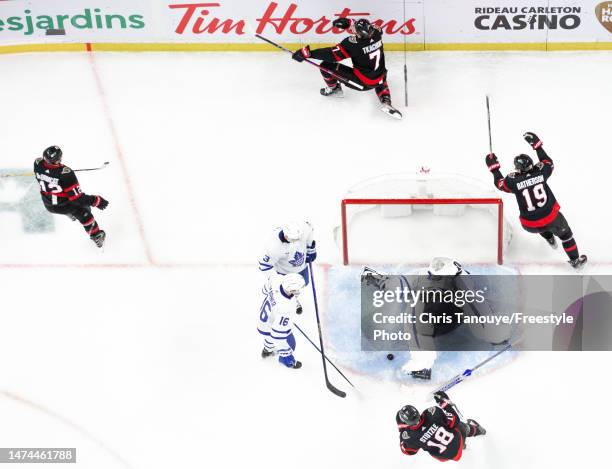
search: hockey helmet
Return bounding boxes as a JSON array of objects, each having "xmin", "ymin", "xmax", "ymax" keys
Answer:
[
  {"xmin": 397, "ymin": 405, "xmax": 420, "ymax": 426},
  {"xmin": 353, "ymin": 18, "xmax": 374, "ymax": 39},
  {"xmin": 281, "ymin": 273, "xmax": 306, "ymax": 296},
  {"xmin": 43, "ymin": 145, "xmax": 63, "ymax": 165},
  {"xmin": 514, "ymin": 154, "xmax": 534, "ymax": 173},
  {"xmin": 281, "ymin": 222, "xmax": 302, "ymax": 242}
]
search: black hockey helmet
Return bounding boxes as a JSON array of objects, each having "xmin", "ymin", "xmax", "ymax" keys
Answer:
[
  {"xmin": 396, "ymin": 405, "xmax": 420, "ymax": 426},
  {"xmin": 514, "ymin": 154, "xmax": 534, "ymax": 173},
  {"xmin": 43, "ymin": 146, "xmax": 63, "ymax": 165},
  {"xmin": 354, "ymin": 18, "xmax": 374, "ymax": 39}
]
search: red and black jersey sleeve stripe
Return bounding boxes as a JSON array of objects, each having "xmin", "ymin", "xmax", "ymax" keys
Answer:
[
  {"xmin": 400, "ymin": 443, "xmax": 419, "ymax": 456},
  {"xmin": 331, "ymin": 43, "xmax": 350, "ymax": 61}
]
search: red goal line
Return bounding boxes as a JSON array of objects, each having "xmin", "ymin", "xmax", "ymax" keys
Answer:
[{"xmin": 340, "ymin": 198, "xmax": 504, "ymax": 266}]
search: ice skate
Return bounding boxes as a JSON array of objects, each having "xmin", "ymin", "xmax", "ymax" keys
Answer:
[
  {"xmin": 320, "ymin": 84, "xmax": 344, "ymax": 98},
  {"xmin": 379, "ymin": 95, "xmax": 402, "ymax": 120},
  {"xmin": 91, "ymin": 230, "xmax": 106, "ymax": 248},
  {"xmin": 568, "ymin": 254, "xmax": 587, "ymax": 270}
]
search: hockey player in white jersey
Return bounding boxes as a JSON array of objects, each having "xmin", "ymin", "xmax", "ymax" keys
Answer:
[
  {"xmin": 258, "ymin": 221, "xmax": 316, "ymax": 283},
  {"xmin": 257, "ymin": 273, "xmax": 306, "ymax": 369},
  {"xmin": 258, "ymin": 221, "xmax": 316, "ymax": 313}
]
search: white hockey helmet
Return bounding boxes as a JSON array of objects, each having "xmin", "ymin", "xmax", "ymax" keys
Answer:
[
  {"xmin": 281, "ymin": 222, "xmax": 302, "ymax": 242},
  {"xmin": 281, "ymin": 273, "xmax": 306, "ymax": 296}
]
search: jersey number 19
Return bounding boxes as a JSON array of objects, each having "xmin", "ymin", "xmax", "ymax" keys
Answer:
[{"xmin": 521, "ymin": 183, "xmax": 547, "ymax": 211}]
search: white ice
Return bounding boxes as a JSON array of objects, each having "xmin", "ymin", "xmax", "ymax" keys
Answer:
[{"xmin": 0, "ymin": 49, "xmax": 610, "ymax": 468}]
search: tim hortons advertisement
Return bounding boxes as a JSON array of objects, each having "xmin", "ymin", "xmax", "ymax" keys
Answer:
[{"xmin": 163, "ymin": 1, "xmax": 424, "ymax": 43}]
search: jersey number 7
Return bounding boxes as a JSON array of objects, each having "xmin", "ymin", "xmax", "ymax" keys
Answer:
[{"xmin": 369, "ymin": 49, "xmax": 381, "ymax": 69}]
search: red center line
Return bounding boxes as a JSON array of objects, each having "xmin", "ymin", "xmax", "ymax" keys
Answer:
[{"xmin": 87, "ymin": 50, "xmax": 155, "ymax": 265}]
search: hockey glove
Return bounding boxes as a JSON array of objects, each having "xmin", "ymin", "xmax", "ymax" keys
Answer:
[
  {"xmin": 332, "ymin": 18, "xmax": 352, "ymax": 30},
  {"xmin": 433, "ymin": 391, "xmax": 452, "ymax": 406},
  {"xmin": 306, "ymin": 240, "xmax": 317, "ymax": 263},
  {"xmin": 92, "ymin": 196, "xmax": 109, "ymax": 210},
  {"xmin": 523, "ymin": 132, "xmax": 542, "ymax": 149},
  {"xmin": 486, "ymin": 153, "xmax": 500, "ymax": 172},
  {"xmin": 292, "ymin": 45, "xmax": 311, "ymax": 63}
]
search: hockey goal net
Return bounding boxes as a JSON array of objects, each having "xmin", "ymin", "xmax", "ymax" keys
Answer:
[{"xmin": 336, "ymin": 170, "xmax": 513, "ymax": 265}]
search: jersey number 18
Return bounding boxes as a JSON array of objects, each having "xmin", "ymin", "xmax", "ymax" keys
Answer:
[{"xmin": 426, "ymin": 427, "xmax": 455, "ymax": 453}]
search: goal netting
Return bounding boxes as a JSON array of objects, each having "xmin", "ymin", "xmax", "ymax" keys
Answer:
[{"xmin": 335, "ymin": 170, "xmax": 513, "ymax": 265}]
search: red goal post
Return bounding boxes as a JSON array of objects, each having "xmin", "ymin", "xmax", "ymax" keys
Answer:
[{"xmin": 341, "ymin": 197, "xmax": 505, "ymax": 266}]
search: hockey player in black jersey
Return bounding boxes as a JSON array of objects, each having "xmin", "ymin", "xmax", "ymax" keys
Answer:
[
  {"xmin": 486, "ymin": 132, "xmax": 587, "ymax": 269},
  {"xmin": 396, "ymin": 391, "xmax": 486, "ymax": 462},
  {"xmin": 34, "ymin": 146, "xmax": 109, "ymax": 248},
  {"xmin": 291, "ymin": 17, "xmax": 402, "ymax": 120}
]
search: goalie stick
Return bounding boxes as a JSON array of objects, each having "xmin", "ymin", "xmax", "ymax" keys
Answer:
[
  {"xmin": 254, "ymin": 34, "xmax": 365, "ymax": 90},
  {"xmin": 1, "ymin": 161, "xmax": 110, "ymax": 179},
  {"xmin": 309, "ymin": 262, "xmax": 347, "ymax": 398},
  {"xmin": 434, "ymin": 341, "xmax": 516, "ymax": 394}
]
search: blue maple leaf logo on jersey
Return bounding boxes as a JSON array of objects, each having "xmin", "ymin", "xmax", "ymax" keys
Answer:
[{"xmin": 289, "ymin": 251, "xmax": 305, "ymax": 267}]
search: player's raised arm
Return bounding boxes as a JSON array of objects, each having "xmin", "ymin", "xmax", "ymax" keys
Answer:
[
  {"xmin": 433, "ymin": 391, "xmax": 460, "ymax": 427},
  {"xmin": 524, "ymin": 131, "xmax": 554, "ymax": 175},
  {"xmin": 485, "ymin": 153, "xmax": 512, "ymax": 193}
]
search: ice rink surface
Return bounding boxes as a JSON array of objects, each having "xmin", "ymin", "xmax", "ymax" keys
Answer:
[{"xmin": 1, "ymin": 49, "xmax": 611, "ymax": 468}]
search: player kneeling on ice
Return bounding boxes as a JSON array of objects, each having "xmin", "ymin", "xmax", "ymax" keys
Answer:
[
  {"xmin": 34, "ymin": 146, "xmax": 109, "ymax": 248},
  {"xmin": 291, "ymin": 17, "xmax": 402, "ymax": 120},
  {"xmin": 257, "ymin": 273, "xmax": 306, "ymax": 369},
  {"xmin": 397, "ymin": 391, "xmax": 485, "ymax": 462},
  {"xmin": 486, "ymin": 132, "xmax": 586, "ymax": 269},
  {"xmin": 258, "ymin": 221, "xmax": 316, "ymax": 314}
]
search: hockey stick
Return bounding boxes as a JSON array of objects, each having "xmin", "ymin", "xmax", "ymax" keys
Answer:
[
  {"xmin": 309, "ymin": 262, "xmax": 346, "ymax": 398},
  {"xmin": 254, "ymin": 34, "xmax": 365, "ymax": 90},
  {"xmin": 1, "ymin": 162, "xmax": 110, "ymax": 178},
  {"xmin": 403, "ymin": 0, "xmax": 408, "ymax": 107},
  {"xmin": 434, "ymin": 341, "xmax": 515, "ymax": 394},
  {"xmin": 486, "ymin": 95, "xmax": 493, "ymax": 154},
  {"xmin": 294, "ymin": 322, "xmax": 355, "ymax": 389}
]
